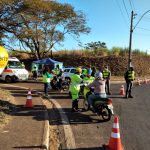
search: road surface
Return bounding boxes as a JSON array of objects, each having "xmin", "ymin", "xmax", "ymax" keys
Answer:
[{"xmin": 1, "ymin": 80, "xmax": 150, "ymax": 150}]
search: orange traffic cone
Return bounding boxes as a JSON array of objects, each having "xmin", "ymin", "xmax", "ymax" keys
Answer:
[
  {"xmin": 104, "ymin": 116, "xmax": 124, "ymax": 150},
  {"xmin": 25, "ymin": 88, "xmax": 33, "ymax": 107},
  {"xmin": 137, "ymin": 78, "xmax": 141, "ymax": 85},
  {"xmin": 144, "ymin": 78, "xmax": 147, "ymax": 84},
  {"xmin": 119, "ymin": 85, "xmax": 125, "ymax": 96}
]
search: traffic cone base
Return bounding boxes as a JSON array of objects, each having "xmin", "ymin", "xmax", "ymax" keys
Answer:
[
  {"xmin": 25, "ymin": 88, "xmax": 33, "ymax": 107},
  {"xmin": 104, "ymin": 116, "xmax": 124, "ymax": 150}
]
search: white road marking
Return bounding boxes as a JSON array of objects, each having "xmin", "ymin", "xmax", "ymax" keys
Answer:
[{"xmin": 50, "ymin": 98, "xmax": 76, "ymax": 149}]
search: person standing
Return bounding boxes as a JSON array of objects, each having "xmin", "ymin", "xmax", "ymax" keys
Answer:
[
  {"xmin": 124, "ymin": 66, "xmax": 135, "ymax": 98},
  {"xmin": 21, "ymin": 62, "xmax": 25, "ymax": 68},
  {"xmin": 69, "ymin": 67, "xmax": 82, "ymax": 112},
  {"xmin": 91, "ymin": 66, "xmax": 97, "ymax": 77},
  {"xmin": 102, "ymin": 66, "xmax": 111, "ymax": 95},
  {"xmin": 42, "ymin": 66, "xmax": 53, "ymax": 97},
  {"xmin": 32, "ymin": 64, "xmax": 38, "ymax": 80}
]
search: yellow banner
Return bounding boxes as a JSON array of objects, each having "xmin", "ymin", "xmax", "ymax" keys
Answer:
[{"xmin": 0, "ymin": 46, "xmax": 8, "ymax": 71}]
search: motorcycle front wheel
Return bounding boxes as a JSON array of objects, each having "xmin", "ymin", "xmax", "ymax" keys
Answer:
[{"xmin": 100, "ymin": 106, "xmax": 112, "ymax": 121}]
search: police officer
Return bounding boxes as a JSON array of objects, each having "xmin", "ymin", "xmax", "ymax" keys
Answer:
[
  {"xmin": 102, "ymin": 66, "xmax": 111, "ymax": 95},
  {"xmin": 69, "ymin": 67, "xmax": 82, "ymax": 112},
  {"xmin": 43, "ymin": 66, "xmax": 53, "ymax": 97},
  {"xmin": 83, "ymin": 70, "xmax": 95, "ymax": 98},
  {"xmin": 32, "ymin": 64, "xmax": 38, "ymax": 80},
  {"xmin": 124, "ymin": 66, "xmax": 135, "ymax": 98}
]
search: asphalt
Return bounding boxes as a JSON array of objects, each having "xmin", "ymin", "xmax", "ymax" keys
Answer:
[
  {"xmin": 0, "ymin": 78, "xmax": 148, "ymax": 150},
  {"xmin": 0, "ymin": 85, "xmax": 49, "ymax": 150}
]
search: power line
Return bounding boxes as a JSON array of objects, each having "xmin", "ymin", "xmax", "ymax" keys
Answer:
[
  {"xmin": 136, "ymin": 27, "xmax": 150, "ymax": 32},
  {"xmin": 122, "ymin": 0, "xmax": 130, "ymax": 20},
  {"xmin": 114, "ymin": 0, "xmax": 129, "ymax": 28},
  {"xmin": 128, "ymin": 0, "xmax": 133, "ymax": 11},
  {"xmin": 137, "ymin": 14, "xmax": 150, "ymax": 21}
]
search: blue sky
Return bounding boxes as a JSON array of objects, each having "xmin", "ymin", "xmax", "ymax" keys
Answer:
[{"xmin": 57, "ymin": 0, "xmax": 150, "ymax": 53}]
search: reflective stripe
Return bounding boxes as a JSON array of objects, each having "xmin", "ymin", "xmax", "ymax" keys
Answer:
[
  {"xmin": 113, "ymin": 123, "xmax": 119, "ymax": 128},
  {"xmin": 27, "ymin": 95, "xmax": 32, "ymax": 99},
  {"xmin": 111, "ymin": 132, "xmax": 120, "ymax": 138}
]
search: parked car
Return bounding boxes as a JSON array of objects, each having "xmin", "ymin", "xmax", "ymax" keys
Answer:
[{"xmin": 62, "ymin": 67, "xmax": 85, "ymax": 81}]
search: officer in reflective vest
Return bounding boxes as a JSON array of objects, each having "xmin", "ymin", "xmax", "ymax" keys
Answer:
[
  {"xmin": 83, "ymin": 70, "xmax": 95, "ymax": 98},
  {"xmin": 124, "ymin": 66, "xmax": 135, "ymax": 98},
  {"xmin": 69, "ymin": 67, "xmax": 82, "ymax": 112},
  {"xmin": 102, "ymin": 66, "xmax": 111, "ymax": 95},
  {"xmin": 43, "ymin": 67, "xmax": 53, "ymax": 97}
]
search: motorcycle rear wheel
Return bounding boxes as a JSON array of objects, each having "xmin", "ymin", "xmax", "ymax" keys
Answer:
[{"xmin": 100, "ymin": 106, "xmax": 111, "ymax": 121}]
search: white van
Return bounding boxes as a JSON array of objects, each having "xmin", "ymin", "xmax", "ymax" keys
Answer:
[{"xmin": 0, "ymin": 57, "xmax": 29, "ymax": 83}]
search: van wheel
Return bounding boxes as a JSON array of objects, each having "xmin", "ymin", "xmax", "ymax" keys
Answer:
[{"xmin": 5, "ymin": 76, "xmax": 12, "ymax": 83}]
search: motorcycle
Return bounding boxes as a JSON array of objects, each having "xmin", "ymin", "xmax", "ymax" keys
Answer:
[
  {"xmin": 51, "ymin": 76, "xmax": 70, "ymax": 91},
  {"xmin": 83, "ymin": 86, "xmax": 114, "ymax": 121}
]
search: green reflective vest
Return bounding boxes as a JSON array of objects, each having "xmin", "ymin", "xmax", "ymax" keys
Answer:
[
  {"xmin": 32, "ymin": 67, "xmax": 38, "ymax": 72},
  {"xmin": 83, "ymin": 76, "xmax": 95, "ymax": 97},
  {"xmin": 102, "ymin": 69, "xmax": 111, "ymax": 79},
  {"xmin": 127, "ymin": 70, "xmax": 135, "ymax": 81},
  {"xmin": 69, "ymin": 74, "xmax": 82, "ymax": 93},
  {"xmin": 54, "ymin": 68, "xmax": 60, "ymax": 75},
  {"xmin": 83, "ymin": 76, "xmax": 95, "ymax": 83},
  {"xmin": 43, "ymin": 72, "xmax": 52, "ymax": 83},
  {"xmin": 83, "ymin": 69, "xmax": 87, "ymax": 75}
]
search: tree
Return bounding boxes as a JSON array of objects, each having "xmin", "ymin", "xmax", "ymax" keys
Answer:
[
  {"xmin": 84, "ymin": 41, "xmax": 107, "ymax": 50},
  {"xmin": 0, "ymin": 0, "xmax": 90, "ymax": 59}
]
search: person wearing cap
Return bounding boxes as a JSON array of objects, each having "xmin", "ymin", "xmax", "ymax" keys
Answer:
[
  {"xmin": 102, "ymin": 66, "xmax": 111, "ymax": 95},
  {"xmin": 32, "ymin": 64, "xmax": 38, "ymax": 80},
  {"xmin": 87, "ymin": 71, "xmax": 107, "ymax": 111},
  {"xmin": 124, "ymin": 66, "xmax": 135, "ymax": 98},
  {"xmin": 69, "ymin": 67, "xmax": 83, "ymax": 112}
]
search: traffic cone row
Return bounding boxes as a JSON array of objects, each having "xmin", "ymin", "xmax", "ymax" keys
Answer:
[
  {"xmin": 104, "ymin": 116, "xmax": 124, "ymax": 150},
  {"xmin": 119, "ymin": 85, "xmax": 125, "ymax": 96},
  {"xmin": 25, "ymin": 88, "xmax": 33, "ymax": 107}
]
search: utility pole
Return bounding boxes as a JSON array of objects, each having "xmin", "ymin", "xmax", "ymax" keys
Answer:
[
  {"xmin": 128, "ymin": 11, "xmax": 134, "ymax": 68},
  {"xmin": 128, "ymin": 10, "xmax": 150, "ymax": 69}
]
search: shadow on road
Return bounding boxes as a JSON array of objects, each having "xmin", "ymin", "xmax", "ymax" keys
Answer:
[{"xmin": 62, "ymin": 147, "xmax": 104, "ymax": 150}]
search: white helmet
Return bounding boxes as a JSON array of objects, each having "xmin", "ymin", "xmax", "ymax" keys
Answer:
[{"xmin": 95, "ymin": 72, "xmax": 103, "ymax": 79}]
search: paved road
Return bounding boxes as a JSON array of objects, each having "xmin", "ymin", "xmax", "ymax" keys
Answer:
[{"xmin": 2, "ymin": 80, "xmax": 150, "ymax": 150}]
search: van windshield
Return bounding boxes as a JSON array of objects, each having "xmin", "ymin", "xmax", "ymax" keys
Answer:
[{"xmin": 8, "ymin": 61, "xmax": 23, "ymax": 69}]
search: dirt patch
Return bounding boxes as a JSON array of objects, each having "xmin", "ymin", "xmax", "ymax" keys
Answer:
[
  {"xmin": 42, "ymin": 99, "xmax": 61, "ymax": 150},
  {"xmin": 0, "ymin": 88, "xmax": 15, "ymax": 129}
]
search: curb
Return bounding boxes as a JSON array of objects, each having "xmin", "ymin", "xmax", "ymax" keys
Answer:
[
  {"xmin": 37, "ymin": 92, "xmax": 50, "ymax": 150},
  {"xmin": 41, "ymin": 102, "xmax": 50, "ymax": 150}
]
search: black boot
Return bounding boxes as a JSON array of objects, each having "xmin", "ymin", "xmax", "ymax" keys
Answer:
[
  {"xmin": 128, "ymin": 91, "xmax": 133, "ymax": 98},
  {"xmin": 125, "ymin": 91, "xmax": 128, "ymax": 98},
  {"xmin": 74, "ymin": 99, "xmax": 79, "ymax": 110},
  {"xmin": 72, "ymin": 100, "xmax": 78, "ymax": 112}
]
